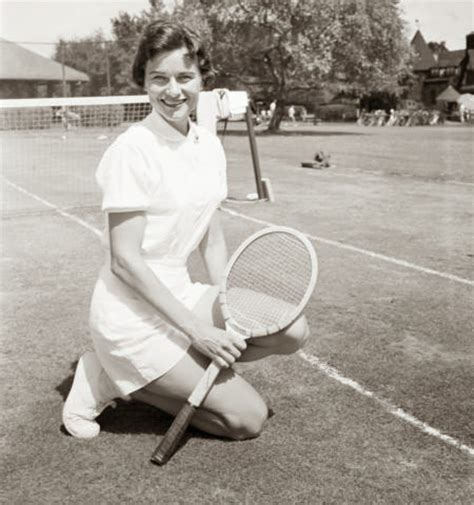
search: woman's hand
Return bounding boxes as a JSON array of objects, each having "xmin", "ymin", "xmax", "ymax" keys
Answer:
[{"xmin": 189, "ymin": 325, "xmax": 247, "ymax": 368}]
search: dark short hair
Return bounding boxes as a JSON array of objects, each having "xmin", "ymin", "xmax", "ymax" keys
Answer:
[{"xmin": 132, "ymin": 20, "xmax": 214, "ymax": 88}]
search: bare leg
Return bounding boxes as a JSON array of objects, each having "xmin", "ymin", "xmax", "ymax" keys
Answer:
[
  {"xmin": 131, "ymin": 345, "xmax": 268, "ymax": 439},
  {"xmin": 132, "ymin": 388, "xmax": 232, "ymax": 437},
  {"xmin": 130, "ymin": 285, "xmax": 268, "ymax": 439},
  {"xmin": 239, "ymin": 315, "xmax": 309, "ymax": 362}
]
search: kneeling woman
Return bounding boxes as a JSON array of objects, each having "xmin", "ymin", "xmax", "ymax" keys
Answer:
[{"xmin": 63, "ymin": 20, "xmax": 310, "ymax": 440}]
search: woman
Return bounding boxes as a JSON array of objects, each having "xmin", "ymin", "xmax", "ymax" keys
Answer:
[{"xmin": 63, "ymin": 20, "xmax": 309, "ymax": 440}]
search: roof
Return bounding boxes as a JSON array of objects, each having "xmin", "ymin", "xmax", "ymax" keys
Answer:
[
  {"xmin": 0, "ymin": 38, "xmax": 89, "ymax": 82},
  {"xmin": 410, "ymin": 30, "xmax": 436, "ymax": 71},
  {"xmin": 436, "ymin": 85, "xmax": 460, "ymax": 102},
  {"xmin": 435, "ymin": 49, "xmax": 465, "ymax": 68}
]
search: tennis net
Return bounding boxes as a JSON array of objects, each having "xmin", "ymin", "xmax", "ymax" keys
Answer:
[{"xmin": 0, "ymin": 95, "xmax": 151, "ymax": 216}]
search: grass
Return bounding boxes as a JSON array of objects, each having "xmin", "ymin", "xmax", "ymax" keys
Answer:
[{"xmin": 1, "ymin": 120, "xmax": 473, "ymax": 504}]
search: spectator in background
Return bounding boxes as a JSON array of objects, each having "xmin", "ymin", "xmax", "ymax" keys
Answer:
[
  {"xmin": 269, "ymin": 100, "xmax": 276, "ymax": 119},
  {"xmin": 386, "ymin": 109, "xmax": 396, "ymax": 127},
  {"xmin": 288, "ymin": 105, "xmax": 296, "ymax": 125}
]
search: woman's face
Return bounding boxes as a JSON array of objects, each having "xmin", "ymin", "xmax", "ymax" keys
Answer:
[{"xmin": 144, "ymin": 46, "xmax": 202, "ymax": 134}]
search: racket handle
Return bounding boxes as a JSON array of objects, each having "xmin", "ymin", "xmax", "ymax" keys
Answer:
[
  {"xmin": 150, "ymin": 402, "xmax": 197, "ymax": 465},
  {"xmin": 150, "ymin": 361, "xmax": 223, "ymax": 465}
]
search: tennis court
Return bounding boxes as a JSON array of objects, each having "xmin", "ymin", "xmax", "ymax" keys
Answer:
[{"xmin": 1, "ymin": 116, "xmax": 473, "ymax": 503}]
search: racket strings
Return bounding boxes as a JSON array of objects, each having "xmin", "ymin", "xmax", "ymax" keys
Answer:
[
  {"xmin": 228, "ymin": 233, "xmax": 311, "ymax": 300},
  {"xmin": 226, "ymin": 292, "xmax": 296, "ymax": 330},
  {"xmin": 226, "ymin": 232, "xmax": 313, "ymax": 332}
]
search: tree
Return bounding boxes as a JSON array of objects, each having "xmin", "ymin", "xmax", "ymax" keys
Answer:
[
  {"xmin": 330, "ymin": 0, "xmax": 412, "ymax": 115},
  {"xmin": 427, "ymin": 40, "xmax": 449, "ymax": 60},
  {"xmin": 109, "ymin": 9, "xmax": 165, "ymax": 95},
  {"xmin": 54, "ymin": 32, "xmax": 112, "ymax": 96},
  {"xmin": 331, "ymin": 0, "xmax": 410, "ymax": 92},
  {"xmin": 173, "ymin": 0, "xmax": 411, "ymax": 130},
  {"xmin": 53, "ymin": 1, "xmax": 169, "ymax": 96},
  {"xmin": 175, "ymin": 0, "xmax": 342, "ymax": 129}
]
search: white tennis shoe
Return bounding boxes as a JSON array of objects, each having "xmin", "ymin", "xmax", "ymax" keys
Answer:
[{"xmin": 62, "ymin": 351, "xmax": 118, "ymax": 439}]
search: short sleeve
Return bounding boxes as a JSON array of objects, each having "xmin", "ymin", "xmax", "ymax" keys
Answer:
[{"xmin": 96, "ymin": 142, "xmax": 159, "ymax": 212}]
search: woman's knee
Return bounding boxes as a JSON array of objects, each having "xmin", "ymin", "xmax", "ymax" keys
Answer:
[
  {"xmin": 278, "ymin": 316, "xmax": 310, "ymax": 354},
  {"xmin": 221, "ymin": 398, "xmax": 269, "ymax": 440}
]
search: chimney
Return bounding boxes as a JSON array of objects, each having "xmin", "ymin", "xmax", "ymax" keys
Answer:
[{"xmin": 467, "ymin": 32, "xmax": 474, "ymax": 50}]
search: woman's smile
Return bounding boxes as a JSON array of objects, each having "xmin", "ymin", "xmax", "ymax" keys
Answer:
[{"xmin": 161, "ymin": 98, "xmax": 187, "ymax": 108}]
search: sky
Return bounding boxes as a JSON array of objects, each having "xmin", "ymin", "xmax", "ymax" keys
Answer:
[{"xmin": 0, "ymin": 0, "xmax": 472, "ymax": 58}]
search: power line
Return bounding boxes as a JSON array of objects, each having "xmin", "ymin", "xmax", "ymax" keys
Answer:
[
  {"xmin": 1, "ymin": 40, "xmax": 60, "ymax": 45},
  {"xmin": 0, "ymin": 39, "xmax": 134, "ymax": 46}
]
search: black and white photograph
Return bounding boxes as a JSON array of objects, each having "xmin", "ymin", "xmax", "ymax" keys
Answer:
[{"xmin": 1, "ymin": 0, "xmax": 473, "ymax": 503}]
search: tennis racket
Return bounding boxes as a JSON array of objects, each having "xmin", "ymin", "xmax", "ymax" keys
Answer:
[{"xmin": 150, "ymin": 226, "xmax": 318, "ymax": 465}]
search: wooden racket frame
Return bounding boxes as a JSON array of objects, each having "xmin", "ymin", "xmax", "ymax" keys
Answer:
[{"xmin": 150, "ymin": 226, "xmax": 318, "ymax": 465}]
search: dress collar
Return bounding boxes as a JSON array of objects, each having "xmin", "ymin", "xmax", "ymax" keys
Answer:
[{"xmin": 146, "ymin": 109, "xmax": 199, "ymax": 144}]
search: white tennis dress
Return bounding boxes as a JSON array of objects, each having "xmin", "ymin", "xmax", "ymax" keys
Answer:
[{"xmin": 89, "ymin": 110, "xmax": 227, "ymax": 396}]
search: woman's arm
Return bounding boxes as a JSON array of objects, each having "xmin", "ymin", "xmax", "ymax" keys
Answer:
[
  {"xmin": 108, "ymin": 211, "xmax": 245, "ymax": 367},
  {"xmin": 198, "ymin": 210, "xmax": 228, "ymax": 286}
]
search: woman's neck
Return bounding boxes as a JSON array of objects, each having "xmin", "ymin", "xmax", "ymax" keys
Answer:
[{"xmin": 160, "ymin": 113, "xmax": 189, "ymax": 136}]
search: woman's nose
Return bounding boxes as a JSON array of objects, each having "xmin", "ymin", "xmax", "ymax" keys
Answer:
[{"xmin": 165, "ymin": 78, "xmax": 181, "ymax": 96}]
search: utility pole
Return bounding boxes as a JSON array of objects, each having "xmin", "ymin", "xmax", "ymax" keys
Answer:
[
  {"xmin": 104, "ymin": 41, "xmax": 112, "ymax": 96},
  {"xmin": 60, "ymin": 44, "xmax": 67, "ymax": 97}
]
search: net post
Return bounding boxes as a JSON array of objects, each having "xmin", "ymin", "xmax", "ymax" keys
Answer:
[{"xmin": 245, "ymin": 105, "xmax": 265, "ymax": 200}]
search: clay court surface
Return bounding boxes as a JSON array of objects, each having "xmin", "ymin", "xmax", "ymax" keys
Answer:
[{"xmin": 1, "ymin": 121, "xmax": 473, "ymax": 503}]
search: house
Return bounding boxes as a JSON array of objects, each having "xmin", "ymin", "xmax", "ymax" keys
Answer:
[
  {"xmin": 435, "ymin": 84, "xmax": 460, "ymax": 115},
  {"xmin": 0, "ymin": 38, "xmax": 89, "ymax": 99},
  {"xmin": 410, "ymin": 30, "xmax": 474, "ymax": 107}
]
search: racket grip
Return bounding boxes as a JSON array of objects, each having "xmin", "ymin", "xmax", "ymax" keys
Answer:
[{"xmin": 150, "ymin": 402, "xmax": 196, "ymax": 465}]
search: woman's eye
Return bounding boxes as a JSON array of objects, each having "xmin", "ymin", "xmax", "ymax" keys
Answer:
[{"xmin": 178, "ymin": 75, "xmax": 193, "ymax": 83}]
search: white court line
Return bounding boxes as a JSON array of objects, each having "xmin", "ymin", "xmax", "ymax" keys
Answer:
[
  {"xmin": 222, "ymin": 207, "xmax": 474, "ymax": 287},
  {"xmin": 4, "ymin": 177, "xmax": 473, "ymax": 458},
  {"xmin": 2, "ymin": 177, "xmax": 101, "ymax": 237},
  {"xmin": 449, "ymin": 180, "xmax": 474, "ymax": 187},
  {"xmin": 298, "ymin": 351, "xmax": 474, "ymax": 457}
]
